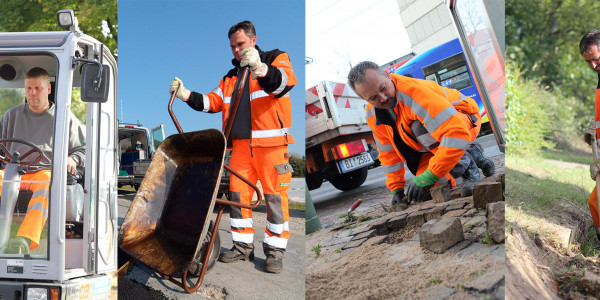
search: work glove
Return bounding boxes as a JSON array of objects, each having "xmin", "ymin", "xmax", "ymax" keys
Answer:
[
  {"xmin": 391, "ymin": 189, "xmax": 405, "ymax": 206},
  {"xmin": 170, "ymin": 77, "xmax": 191, "ymax": 102},
  {"xmin": 406, "ymin": 170, "xmax": 438, "ymax": 203},
  {"xmin": 591, "ymin": 162, "xmax": 600, "ymax": 181},
  {"xmin": 240, "ymin": 47, "xmax": 268, "ymax": 79}
]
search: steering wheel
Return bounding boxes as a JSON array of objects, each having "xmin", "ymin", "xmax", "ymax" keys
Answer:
[{"xmin": 0, "ymin": 138, "xmax": 46, "ymax": 167}]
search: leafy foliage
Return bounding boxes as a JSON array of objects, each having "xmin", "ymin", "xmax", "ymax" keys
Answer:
[
  {"xmin": 289, "ymin": 153, "xmax": 305, "ymax": 177},
  {"xmin": 506, "ymin": 0, "xmax": 600, "ymax": 136},
  {"xmin": 0, "ymin": 90, "xmax": 25, "ymax": 116},
  {"xmin": 0, "ymin": 0, "xmax": 117, "ymax": 58}
]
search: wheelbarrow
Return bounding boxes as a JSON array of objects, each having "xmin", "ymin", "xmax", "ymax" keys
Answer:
[{"xmin": 118, "ymin": 68, "xmax": 262, "ymax": 293}]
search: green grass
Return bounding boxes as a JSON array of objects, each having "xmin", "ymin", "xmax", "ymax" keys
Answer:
[
  {"xmin": 425, "ymin": 278, "xmax": 441, "ymax": 287},
  {"xmin": 482, "ymin": 235, "xmax": 493, "ymax": 245},
  {"xmin": 541, "ymin": 149, "xmax": 594, "ymax": 165},
  {"xmin": 581, "ymin": 229, "xmax": 599, "ymax": 257},
  {"xmin": 312, "ymin": 244, "xmax": 322, "ymax": 258}
]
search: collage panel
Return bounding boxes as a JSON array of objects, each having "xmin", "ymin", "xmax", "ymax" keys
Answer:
[
  {"xmin": 504, "ymin": 0, "xmax": 600, "ymax": 298},
  {"xmin": 117, "ymin": 1, "xmax": 305, "ymax": 299},
  {"xmin": 0, "ymin": 2, "xmax": 119, "ymax": 299},
  {"xmin": 305, "ymin": 0, "xmax": 506, "ymax": 299}
]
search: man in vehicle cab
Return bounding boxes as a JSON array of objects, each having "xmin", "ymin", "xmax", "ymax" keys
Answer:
[{"xmin": 0, "ymin": 67, "xmax": 85, "ymax": 251}]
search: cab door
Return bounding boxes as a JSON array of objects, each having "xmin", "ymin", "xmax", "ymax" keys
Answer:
[{"xmin": 150, "ymin": 124, "xmax": 165, "ymax": 154}]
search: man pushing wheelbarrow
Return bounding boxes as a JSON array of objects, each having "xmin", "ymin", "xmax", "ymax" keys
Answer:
[{"xmin": 169, "ymin": 20, "xmax": 297, "ymax": 274}]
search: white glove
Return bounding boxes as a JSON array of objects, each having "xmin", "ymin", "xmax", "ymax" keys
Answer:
[
  {"xmin": 591, "ymin": 162, "xmax": 600, "ymax": 181},
  {"xmin": 170, "ymin": 77, "xmax": 191, "ymax": 101},
  {"xmin": 239, "ymin": 47, "xmax": 268, "ymax": 79}
]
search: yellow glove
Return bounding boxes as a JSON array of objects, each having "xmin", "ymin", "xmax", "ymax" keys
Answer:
[{"xmin": 169, "ymin": 77, "xmax": 191, "ymax": 101}]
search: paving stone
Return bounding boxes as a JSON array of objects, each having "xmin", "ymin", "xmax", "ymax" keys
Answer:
[
  {"xmin": 322, "ymin": 236, "xmax": 353, "ymax": 247},
  {"xmin": 431, "ymin": 184, "xmax": 451, "ymax": 203},
  {"xmin": 363, "ymin": 235, "xmax": 388, "ymax": 246},
  {"xmin": 349, "ymin": 223, "xmax": 370, "ymax": 235},
  {"xmin": 464, "ymin": 270, "xmax": 504, "ymax": 293},
  {"xmin": 342, "ymin": 237, "xmax": 368, "ymax": 250},
  {"xmin": 580, "ymin": 271, "xmax": 600, "ymax": 296},
  {"xmin": 463, "ymin": 215, "xmax": 486, "ymax": 230},
  {"xmin": 446, "ymin": 200, "xmax": 469, "ymax": 211},
  {"xmin": 421, "ymin": 286, "xmax": 455, "ymax": 300},
  {"xmin": 442, "ymin": 209, "xmax": 467, "ymax": 218},
  {"xmin": 486, "ymin": 202, "xmax": 505, "ymax": 243},
  {"xmin": 463, "ymin": 208, "xmax": 478, "ymax": 217},
  {"xmin": 388, "ymin": 213, "xmax": 408, "ymax": 230},
  {"xmin": 450, "ymin": 188, "xmax": 462, "ymax": 199},
  {"xmin": 407, "ymin": 210, "xmax": 427, "ymax": 227},
  {"xmin": 473, "ymin": 182, "xmax": 503, "ymax": 209},
  {"xmin": 419, "ymin": 217, "xmax": 465, "ymax": 254},
  {"xmin": 495, "ymin": 173, "xmax": 505, "ymax": 194},
  {"xmin": 368, "ymin": 217, "xmax": 390, "ymax": 235},
  {"xmin": 425, "ymin": 206, "xmax": 445, "ymax": 221},
  {"xmin": 494, "ymin": 285, "xmax": 505, "ymax": 300},
  {"xmin": 353, "ymin": 229, "xmax": 376, "ymax": 241}
]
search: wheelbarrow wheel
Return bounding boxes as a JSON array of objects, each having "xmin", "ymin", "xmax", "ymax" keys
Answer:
[{"xmin": 187, "ymin": 220, "xmax": 220, "ymax": 276}]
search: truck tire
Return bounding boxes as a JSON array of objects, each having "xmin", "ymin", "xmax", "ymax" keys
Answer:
[
  {"xmin": 327, "ymin": 167, "xmax": 368, "ymax": 191},
  {"xmin": 306, "ymin": 172, "xmax": 323, "ymax": 190}
]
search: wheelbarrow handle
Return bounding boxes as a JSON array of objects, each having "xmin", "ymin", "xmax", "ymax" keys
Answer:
[
  {"xmin": 216, "ymin": 164, "xmax": 263, "ymax": 209},
  {"xmin": 223, "ymin": 67, "xmax": 250, "ymax": 141},
  {"xmin": 168, "ymin": 84, "xmax": 184, "ymax": 134}
]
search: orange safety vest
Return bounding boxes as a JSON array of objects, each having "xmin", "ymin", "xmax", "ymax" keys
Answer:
[
  {"xmin": 366, "ymin": 74, "xmax": 480, "ymax": 191},
  {"xmin": 188, "ymin": 46, "xmax": 296, "ymax": 148}
]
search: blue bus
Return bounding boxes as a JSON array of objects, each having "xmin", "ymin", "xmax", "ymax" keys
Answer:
[{"xmin": 394, "ymin": 38, "xmax": 490, "ymax": 124}]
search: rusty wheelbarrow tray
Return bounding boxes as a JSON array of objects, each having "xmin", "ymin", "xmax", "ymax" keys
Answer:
[{"xmin": 118, "ymin": 68, "xmax": 260, "ymax": 293}]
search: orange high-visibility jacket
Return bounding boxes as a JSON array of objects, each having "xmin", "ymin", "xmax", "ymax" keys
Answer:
[
  {"xmin": 186, "ymin": 45, "xmax": 296, "ymax": 147},
  {"xmin": 366, "ymin": 74, "xmax": 480, "ymax": 191}
]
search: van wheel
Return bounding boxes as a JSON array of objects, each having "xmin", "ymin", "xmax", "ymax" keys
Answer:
[
  {"xmin": 306, "ymin": 172, "xmax": 323, "ymax": 190},
  {"xmin": 327, "ymin": 167, "xmax": 368, "ymax": 191}
]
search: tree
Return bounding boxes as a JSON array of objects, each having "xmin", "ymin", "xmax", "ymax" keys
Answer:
[
  {"xmin": 0, "ymin": 0, "xmax": 118, "ymax": 58},
  {"xmin": 289, "ymin": 153, "xmax": 305, "ymax": 178},
  {"xmin": 506, "ymin": 0, "xmax": 600, "ymax": 133},
  {"xmin": 0, "ymin": 90, "xmax": 25, "ymax": 116}
]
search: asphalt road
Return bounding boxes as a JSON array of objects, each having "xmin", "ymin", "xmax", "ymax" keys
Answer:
[
  {"xmin": 117, "ymin": 179, "xmax": 306, "ymax": 299},
  {"xmin": 310, "ymin": 134, "xmax": 502, "ymax": 205}
]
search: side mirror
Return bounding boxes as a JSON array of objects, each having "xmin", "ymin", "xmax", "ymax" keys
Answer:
[{"xmin": 81, "ymin": 63, "xmax": 110, "ymax": 103}]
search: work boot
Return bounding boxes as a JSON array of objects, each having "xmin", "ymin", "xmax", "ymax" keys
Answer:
[
  {"xmin": 460, "ymin": 158, "xmax": 481, "ymax": 197},
  {"xmin": 468, "ymin": 142, "xmax": 495, "ymax": 177},
  {"xmin": 263, "ymin": 244, "xmax": 285, "ymax": 274},
  {"xmin": 219, "ymin": 242, "xmax": 254, "ymax": 263}
]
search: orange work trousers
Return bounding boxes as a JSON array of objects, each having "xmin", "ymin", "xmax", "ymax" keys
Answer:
[
  {"xmin": 589, "ymin": 187, "xmax": 600, "ymax": 228},
  {"xmin": 0, "ymin": 169, "xmax": 50, "ymax": 250},
  {"xmin": 229, "ymin": 139, "xmax": 292, "ymax": 250}
]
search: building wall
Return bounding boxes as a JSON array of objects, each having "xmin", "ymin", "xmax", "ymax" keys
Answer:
[{"xmin": 397, "ymin": 0, "xmax": 457, "ymax": 55}]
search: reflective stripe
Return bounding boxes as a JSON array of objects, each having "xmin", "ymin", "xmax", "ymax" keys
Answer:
[
  {"xmin": 273, "ymin": 67, "xmax": 288, "ymax": 95},
  {"xmin": 459, "ymin": 93, "xmax": 468, "ymax": 101},
  {"xmin": 384, "ymin": 162, "xmax": 404, "ymax": 174},
  {"xmin": 252, "ymin": 127, "xmax": 290, "ymax": 138},
  {"xmin": 440, "ymin": 136, "xmax": 470, "ymax": 150},
  {"xmin": 417, "ymin": 133, "xmax": 438, "ymax": 149},
  {"xmin": 250, "ymin": 90, "xmax": 269, "ymax": 101},
  {"xmin": 263, "ymin": 233, "xmax": 288, "ymax": 248},
  {"xmin": 366, "ymin": 106, "xmax": 375, "ymax": 119},
  {"xmin": 31, "ymin": 189, "xmax": 47, "ymax": 199},
  {"xmin": 230, "ymin": 218, "xmax": 253, "ymax": 228},
  {"xmin": 224, "ymin": 96, "xmax": 232, "ymax": 104},
  {"xmin": 397, "ymin": 90, "xmax": 458, "ymax": 132},
  {"xmin": 212, "ymin": 87, "xmax": 223, "ymax": 99},
  {"xmin": 232, "ymin": 231, "xmax": 254, "ymax": 243},
  {"xmin": 26, "ymin": 202, "xmax": 48, "ymax": 220},
  {"xmin": 442, "ymin": 87, "xmax": 449, "ymax": 100},
  {"xmin": 266, "ymin": 221, "xmax": 289, "ymax": 235},
  {"xmin": 377, "ymin": 142, "xmax": 394, "ymax": 152},
  {"xmin": 202, "ymin": 94, "xmax": 210, "ymax": 113},
  {"xmin": 451, "ymin": 100, "xmax": 461, "ymax": 105}
]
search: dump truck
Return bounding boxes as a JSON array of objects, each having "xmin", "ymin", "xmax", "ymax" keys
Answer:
[
  {"xmin": 118, "ymin": 123, "xmax": 164, "ymax": 190},
  {"xmin": 305, "ymin": 81, "xmax": 378, "ymax": 191},
  {"xmin": 0, "ymin": 10, "xmax": 118, "ymax": 299}
]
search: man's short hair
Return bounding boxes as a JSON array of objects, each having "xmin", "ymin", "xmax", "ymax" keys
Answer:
[
  {"xmin": 579, "ymin": 29, "xmax": 600, "ymax": 54},
  {"xmin": 25, "ymin": 67, "xmax": 50, "ymax": 84},
  {"xmin": 228, "ymin": 20, "xmax": 256, "ymax": 39},
  {"xmin": 347, "ymin": 61, "xmax": 388, "ymax": 94}
]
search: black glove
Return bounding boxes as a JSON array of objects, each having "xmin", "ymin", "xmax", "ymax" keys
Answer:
[
  {"xmin": 405, "ymin": 180, "xmax": 432, "ymax": 203},
  {"xmin": 391, "ymin": 189, "xmax": 405, "ymax": 206}
]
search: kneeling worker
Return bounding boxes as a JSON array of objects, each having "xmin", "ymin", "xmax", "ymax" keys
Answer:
[{"xmin": 347, "ymin": 61, "xmax": 494, "ymax": 206}]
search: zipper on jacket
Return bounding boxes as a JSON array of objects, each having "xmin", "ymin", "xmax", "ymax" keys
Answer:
[
  {"xmin": 249, "ymin": 141, "xmax": 254, "ymax": 157},
  {"xmin": 275, "ymin": 110, "xmax": 288, "ymax": 144}
]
